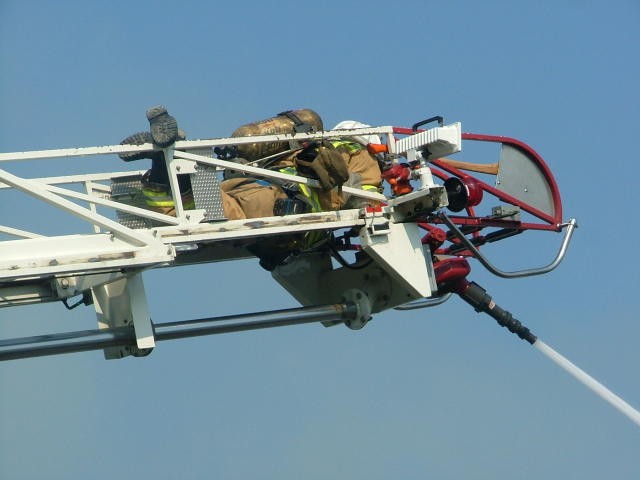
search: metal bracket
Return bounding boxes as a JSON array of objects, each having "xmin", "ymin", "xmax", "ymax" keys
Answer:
[
  {"xmin": 272, "ymin": 212, "xmax": 438, "ymax": 314},
  {"xmin": 360, "ymin": 220, "xmax": 436, "ymax": 299},
  {"xmin": 91, "ymin": 273, "xmax": 155, "ymax": 359},
  {"xmin": 53, "ymin": 272, "xmax": 129, "ymax": 299},
  {"xmin": 388, "ymin": 186, "xmax": 448, "ymax": 221}
]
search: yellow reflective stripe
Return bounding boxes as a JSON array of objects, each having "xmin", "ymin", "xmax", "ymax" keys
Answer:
[
  {"xmin": 330, "ymin": 140, "xmax": 362, "ymax": 153},
  {"xmin": 279, "ymin": 167, "xmax": 323, "ymax": 213},
  {"xmin": 299, "ymin": 183, "xmax": 322, "ymax": 213},
  {"xmin": 145, "ymin": 200, "xmax": 175, "ymax": 207},
  {"xmin": 143, "ymin": 195, "xmax": 195, "ymax": 209},
  {"xmin": 142, "ymin": 187, "xmax": 175, "ymax": 207},
  {"xmin": 362, "ymin": 184, "xmax": 379, "ymax": 192},
  {"xmin": 304, "ymin": 230, "xmax": 325, "ymax": 247}
]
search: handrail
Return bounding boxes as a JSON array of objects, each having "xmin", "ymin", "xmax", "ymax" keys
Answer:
[
  {"xmin": 394, "ymin": 293, "xmax": 453, "ymax": 311},
  {"xmin": 438, "ymin": 213, "xmax": 577, "ymax": 279}
]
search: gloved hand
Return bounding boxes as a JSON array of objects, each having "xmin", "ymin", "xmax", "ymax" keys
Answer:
[
  {"xmin": 119, "ymin": 129, "xmax": 187, "ymax": 162},
  {"xmin": 295, "ymin": 144, "xmax": 349, "ymax": 190},
  {"xmin": 119, "ymin": 131, "xmax": 159, "ymax": 162},
  {"xmin": 222, "ymin": 156, "xmax": 251, "ymax": 180}
]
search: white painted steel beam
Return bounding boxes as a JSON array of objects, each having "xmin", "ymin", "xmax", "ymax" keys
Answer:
[
  {"xmin": 0, "ymin": 127, "xmax": 395, "ymax": 163},
  {"xmin": 0, "ymin": 168, "xmax": 156, "ymax": 246},
  {"xmin": 0, "ymin": 170, "xmax": 147, "ymax": 189},
  {"xmin": 0, "ymin": 233, "xmax": 173, "ymax": 281},
  {"xmin": 154, "ymin": 209, "xmax": 367, "ymax": 245},
  {"xmin": 39, "ymin": 182, "xmax": 182, "ymax": 226}
]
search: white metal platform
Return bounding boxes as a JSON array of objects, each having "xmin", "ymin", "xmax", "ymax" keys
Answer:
[{"xmin": 0, "ymin": 123, "xmax": 461, "ymax": 359}]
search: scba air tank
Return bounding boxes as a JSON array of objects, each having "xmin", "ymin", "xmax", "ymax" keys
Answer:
[{"xmin": 231, "ymin": 109, "xmax": 323, "ymax": 161}]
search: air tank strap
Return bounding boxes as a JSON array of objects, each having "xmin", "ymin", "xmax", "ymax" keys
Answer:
[{"xmin": 277, "ymin": 110, "xmax": 315, "ymax": 133}]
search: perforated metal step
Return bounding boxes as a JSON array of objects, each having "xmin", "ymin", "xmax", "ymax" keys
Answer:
[{"xmin": 111, "ymin": 164, "xmax": 226, "ymax": 228}]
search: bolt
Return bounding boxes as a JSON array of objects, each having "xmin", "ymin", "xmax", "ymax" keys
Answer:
[{"xmin": 60, "ymin": 278, "xmax": 69, "ymax": 289}]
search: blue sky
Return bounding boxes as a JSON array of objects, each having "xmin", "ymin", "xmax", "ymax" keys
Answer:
[{"xmin": 1, "ymin": 1, "xmax": 639, "ymax": 478}]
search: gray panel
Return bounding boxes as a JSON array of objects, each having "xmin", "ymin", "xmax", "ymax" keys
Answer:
[
  {"xmin": 191, "ymin": 164, "xmax": 226, "ymax": 222},
  {"xmin": 496, "ymin": 144, "xmax": 555, "ymax": 217}
]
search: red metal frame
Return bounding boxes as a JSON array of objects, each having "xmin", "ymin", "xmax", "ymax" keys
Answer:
[
  {"xmin": 460, "ymin": 132, "xmax": 562, "ymax": 223},
  {"xmin": 390, "ymin": 127, "xmax": 565, "ymax": 257}
]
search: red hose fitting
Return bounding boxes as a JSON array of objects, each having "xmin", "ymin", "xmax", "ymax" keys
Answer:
[
  {"xmin": 433, "ymin": 257, "xmax": 471, "ymax": 293},
  {"xmin": 382, "ymin": 163, "xmax": 413, "ymax": 196}
]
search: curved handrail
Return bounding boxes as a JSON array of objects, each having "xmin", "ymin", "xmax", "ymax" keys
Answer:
[
  {"xmin": 394, "ymin": 293, "xmax": 453, "ymax": 311},
  {"xmin": 438, "ymin": 213, "xmax": 578, "ymax": 279}
]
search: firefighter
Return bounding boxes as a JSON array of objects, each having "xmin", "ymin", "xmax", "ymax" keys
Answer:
[
  {"xmin": 118, "ymin": 105, "xmax": 193, "ymax": 216},
  {"xmin": 218, "ymin": 114, "xmax": 385, "ymax": 270},
  {"xmin": 119, "ymin": 108, "xmax": 383, "ymax": 220},
  {"xmin": 219, "ymin": 115, "xmax": 383, "ymax": 220}
]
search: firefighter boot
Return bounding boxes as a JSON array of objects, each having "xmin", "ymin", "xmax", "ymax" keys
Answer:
[{"xmin": 146, "ymin": 105, "xmax": 179, "ymax": 148}]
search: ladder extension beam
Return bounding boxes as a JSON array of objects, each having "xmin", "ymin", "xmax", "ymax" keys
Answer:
[{"xmin": 0, "ymin": 303, "xmax": 358, "ymax": 361}]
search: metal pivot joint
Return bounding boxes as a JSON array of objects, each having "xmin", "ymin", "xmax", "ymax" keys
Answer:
[{"xmin": 342, "ymin": 289, "xmax": 372, "ymax": 330}]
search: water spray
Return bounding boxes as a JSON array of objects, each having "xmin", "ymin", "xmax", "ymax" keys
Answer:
[{"xmin": 434, "ymin": 257, "xmax": 640, "ymax": 428}]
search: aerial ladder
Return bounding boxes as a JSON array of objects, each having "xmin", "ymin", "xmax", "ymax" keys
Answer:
[
  {"xmin": 4, "ymin": 111, "xmax": 639, "ymax": 427},
  {"xmin": 0, "ymin": 114, "xmax": 574, "ymax": 359}
]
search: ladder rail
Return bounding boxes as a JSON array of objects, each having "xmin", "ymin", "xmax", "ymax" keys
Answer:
[{"xmin": 0, "ymin": 167, "xmax": 156, "ymax": 247}]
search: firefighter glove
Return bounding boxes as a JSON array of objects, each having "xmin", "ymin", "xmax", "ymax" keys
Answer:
[{"xmin": 295, "ymin": 145, "xmax": 349, "ymax": 190}]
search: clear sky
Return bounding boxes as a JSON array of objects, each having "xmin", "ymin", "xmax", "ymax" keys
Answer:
[{"xmin": 1, "ymin": 0, "xmax": 639, "ymax": 478}]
